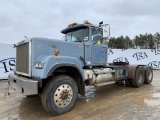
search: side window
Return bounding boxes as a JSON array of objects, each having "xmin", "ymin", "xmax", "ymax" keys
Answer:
[
  {"xmin": 92, "ymin": 29, "xmax": 103, "ymax": 45},
  {"xmin": 65, "ymin": 33, "xmax": 72, "ymax": 41}
]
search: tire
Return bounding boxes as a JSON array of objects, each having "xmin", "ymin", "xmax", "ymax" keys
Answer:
[
  {"xmin": 144, "ymin": 66, "xmax": 153, "ymax": 84},
  {"xmin": 125, "ymin": 79, "xmax": 133, "ymax": 87},
  {"xmin": 131, "ymin": 67, "xmax": 144, "ymax": 88},
  {"xmin": 41, "ymin": 75, "xmax": 78, "ymax": 115}
]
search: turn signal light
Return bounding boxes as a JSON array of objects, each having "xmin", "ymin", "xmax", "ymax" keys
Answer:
[{"xmin": 54, "ymin": 50, "xmax": 59, "ymax": 56}]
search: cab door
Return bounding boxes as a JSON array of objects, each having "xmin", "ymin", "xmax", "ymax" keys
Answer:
[{"xmin": 91, "ymin": 28, "xmax": 107, "ymax": 66}]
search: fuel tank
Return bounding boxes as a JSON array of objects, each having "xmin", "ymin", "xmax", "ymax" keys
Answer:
[{"xmin": 84, "ymin": 68, "xmax": 115, "ymax": 86}]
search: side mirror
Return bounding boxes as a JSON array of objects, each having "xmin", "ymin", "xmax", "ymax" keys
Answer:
[
  {"xmin": 102, "ymin": 24, "xmax": 110, "ymax": 38},
  {"xmin": 102, "ymin": 24, "xmax": 110, "ymax": 44}
]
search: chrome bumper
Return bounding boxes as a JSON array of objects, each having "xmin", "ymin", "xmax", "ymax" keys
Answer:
[{"xmin": 8, "ymin": 74, "xmax": 38, "ymax": 96}]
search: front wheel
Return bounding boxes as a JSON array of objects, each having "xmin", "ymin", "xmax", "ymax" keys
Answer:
[{"xmin": 41, "ymin": 75, "xmax": 78, "ymax": 115}]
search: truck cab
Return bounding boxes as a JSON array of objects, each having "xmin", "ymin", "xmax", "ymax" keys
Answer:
[
  {"xmin": 61, "ymin": 22, "xmax": 109, "ymax": 67},
  {"xmin": 8, "ymin": 21, "xmax": 153, "ymax": 115}
]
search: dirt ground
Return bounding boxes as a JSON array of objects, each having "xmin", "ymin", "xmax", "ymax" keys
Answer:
[{"xmin": 0, "ymin": 70, "xmax": 160, "ymax": 120}]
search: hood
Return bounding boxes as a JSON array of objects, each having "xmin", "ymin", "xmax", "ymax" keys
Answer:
[{"xmin": 31, "ymin": 37, "xmax": 84, "ymax": 64}]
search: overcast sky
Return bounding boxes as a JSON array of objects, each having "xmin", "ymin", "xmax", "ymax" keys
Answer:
[{"xmin": 0, "ymin": 0, "xmax": 160, "ymax": 44}]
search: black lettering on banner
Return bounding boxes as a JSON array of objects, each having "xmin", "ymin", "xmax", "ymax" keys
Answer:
[
  {"xmin": 0, "ymin": 58, "xmax": 16, "ymax": 73},
  {"xmin": 148, "ymin": 61, "xmax": 160, "ymax": 69},
  {"xmin": 113, "ymin": 57, "xmax": 129, "ymax": 63},
  {"xmin": 151, "ymin": 46, "xmax": 160, "ymax": 55},
  {"xmin": 1, "ymin": 61, "xmax": 9, "ymax": 73},
  {"xmin": 9, "ymin": 60, "xmax": 16, "ymax": 71},
  {"xmin": 108, "ymin": 48, "xmax": 114, "ymax": 55},
  {"xmin": 133, "ymin": 52, "xmax": 148, "ymax": 61}
]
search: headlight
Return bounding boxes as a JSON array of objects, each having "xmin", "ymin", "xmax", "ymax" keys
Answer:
[{"xmin": 35, "ymin": 62, "xmax": 44, "ymax": 69}]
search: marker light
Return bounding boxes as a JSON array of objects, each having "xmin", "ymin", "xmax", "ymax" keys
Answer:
[
  {"xmin": 68, "ymin": 24, "xmax": 72, "ymax": 27},
  {"xmin": 68, "ymin": 22, "xmax": 78, "ymax": 27},
  {"xmin": 54, "ymin": 50, "xmax": 59, "ymax": 56},
  {"xmin": 84, "ymin": 20, "xmax": 89, "ymax": 24},
  {"xmin": 72, "ymin": 22, "xmax": 77, "ymax": 25}
]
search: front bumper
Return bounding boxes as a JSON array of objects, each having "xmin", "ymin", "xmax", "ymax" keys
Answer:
[{"xmin": 8, "ymin": 74, "xmax": 38, "ymax": 96}]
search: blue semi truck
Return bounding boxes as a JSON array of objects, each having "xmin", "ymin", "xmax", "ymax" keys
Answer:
[{"xmin": 8, "ymin": 21, "xmax": 153, "ymax": 115}]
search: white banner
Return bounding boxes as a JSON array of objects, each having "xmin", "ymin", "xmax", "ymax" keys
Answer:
[
  {"xmin": 108, "ymin": 48, "xmax": 160, "ymax": 69},
  {"xmin": 0, "ymin": 44, "xmax": 16, "ymax": 79},
  {"xmin": 0, "ymin": 44, "xmax": 160, "ymax": 79}
]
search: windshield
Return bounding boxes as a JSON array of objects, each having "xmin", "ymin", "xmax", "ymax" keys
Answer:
[
  {"xmin": 65, "ymin": 27, "xmax": 89, "ymax": 42},
  {"xmin": 92, "ymin": 27, "xmax": 103, "ymax": 44}
]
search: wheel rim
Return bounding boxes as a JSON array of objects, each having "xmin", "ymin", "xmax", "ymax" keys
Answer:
[{"xmin": 54, "ymin": 84, "xmax": 73, "ymax": 108}]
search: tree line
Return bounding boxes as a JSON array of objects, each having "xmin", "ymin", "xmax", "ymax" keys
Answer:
[{"xmin": 108, "ymin": 32, "xmax": 160, "ymax": 49}]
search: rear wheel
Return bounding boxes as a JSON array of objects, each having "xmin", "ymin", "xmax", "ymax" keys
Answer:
[
  {"xmin": 41, "ymin": 75, "xmax": 78, "ymax": 115},
  {"xmin": 144, "ymin": 66, "xmax": 153, "ymax": 84},
  {"xmin": 131, "ymin": 67, "xmax": 144, "ymax": 88}
]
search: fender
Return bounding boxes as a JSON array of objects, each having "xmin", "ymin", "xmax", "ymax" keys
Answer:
[
  {"xmin": 127, "ymin": 64, "xmax": 146, "ymax": 79},
  {"xmin": 32, "ymin": 54, "xmax": 85, "ymax": 81}
]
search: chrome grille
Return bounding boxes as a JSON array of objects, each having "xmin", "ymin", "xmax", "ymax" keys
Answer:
[{"xmin": 16, "ymin": 42, "xmax": 29, "ymax": 74}]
